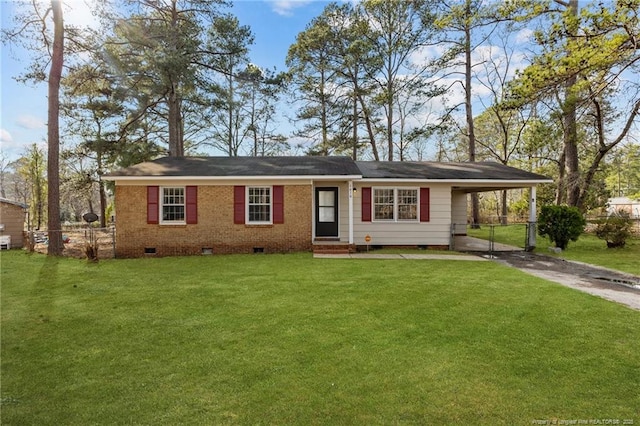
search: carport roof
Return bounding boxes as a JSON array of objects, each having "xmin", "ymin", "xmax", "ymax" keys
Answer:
[{"xmin": 356, "ymin": 161, "xmax": 550, "ymax": 181}]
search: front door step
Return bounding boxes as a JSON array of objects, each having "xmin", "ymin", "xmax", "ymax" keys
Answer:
[{"xmin": 312, "ymin": 244, "xmax": 352, "ymax": 254}]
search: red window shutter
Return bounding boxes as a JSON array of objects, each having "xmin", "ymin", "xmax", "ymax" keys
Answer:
[
  {"xmin": 361, "ymin": 187, "xmax": 372, "ymax": 222},
  {"xmin": 420, "ymin": 188, "xmax": 430, "ymax": 222},
  {"xmin": 273, "ymin": 185, "xmax": 284, "ymax": 224},
  {"xmin": 186, "ymin": 186, "xmax": 197, "ymax": 224},
  {"xmin": 147, "ymin": 186, "xmax": 159, "ymax": 224},
  {"xmin": 234, "ymin": 186, "xmax": 245, "ymax": 224}
]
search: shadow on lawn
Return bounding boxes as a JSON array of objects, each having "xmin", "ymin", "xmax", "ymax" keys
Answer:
[{"xmin": 34, "ymin": 255, "xmax": 61, "ymax": 323}]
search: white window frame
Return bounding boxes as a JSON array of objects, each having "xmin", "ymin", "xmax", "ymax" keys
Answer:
[
  {"xmin": 246, "ymin": 186, "xmax": 273, "ymax": 224},
  {"xmin": 372, "ymin": 187, "xmax": 419, "ymax": 222},
  {"xmin": 160, "ymin": 186, "xmax": 186, "ymax": 225}
]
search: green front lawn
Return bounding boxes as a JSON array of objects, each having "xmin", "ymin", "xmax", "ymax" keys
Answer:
[
  {"xmin": 2, "ymin": 251, "xmax": 639, "ymax": 424},
  {"xmin": 468, "ymin": 224, "xmax": 640, "ymax": 275}
]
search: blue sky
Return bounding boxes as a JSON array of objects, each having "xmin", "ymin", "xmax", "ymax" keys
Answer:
[
  {"xmin": 3, "ymin": 1, "xmax": 636, "ymax": 164},
  {"xmin": 0, "ymin": 0, "xmax": 334, "ymax": 161}
]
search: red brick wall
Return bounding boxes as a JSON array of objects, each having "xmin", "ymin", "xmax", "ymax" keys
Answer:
[{"xmin": 114, "ymin": 185, "xmax": 312, "ymax": 257}]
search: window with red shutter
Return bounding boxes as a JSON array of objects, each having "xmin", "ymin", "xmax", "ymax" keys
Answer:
[
  {"xmin": 420, "ymin": 187, "xmax": 430, "ymax": 222},
  {"xmin": 273, "ymin": 185, "xmax": 284, "ymax": 224},
  {"xmin": 147, "ymin": 186, "xmax": 159, "ymax": 224},
  {"xmin": 361, "ymin": 187, "xmax": 372, "ymax": 222},
  {"xmin": 234, "ymin": 186, "xmax": 245, "ymax": 224},
  {"xmin": 186, "ymin": 186, "xmax": 197, "ymax": 224}
]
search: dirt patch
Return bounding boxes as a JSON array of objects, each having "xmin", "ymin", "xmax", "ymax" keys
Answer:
[{"xmin": 32, "ymin": 229, "xmax": 115, "ymax": 259}]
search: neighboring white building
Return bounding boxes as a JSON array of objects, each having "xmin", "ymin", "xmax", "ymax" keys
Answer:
[{"xmin": 607, "ymin": 197, "xmax": 640, "ymax": 219}]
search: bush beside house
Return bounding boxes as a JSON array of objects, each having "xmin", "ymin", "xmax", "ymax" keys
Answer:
[{"xmin": 538, "ymin": 205, "xmax": 586, "ymax": 250}]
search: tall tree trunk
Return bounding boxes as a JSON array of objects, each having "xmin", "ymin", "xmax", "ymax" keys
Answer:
[
  {"xmin": 357, "ymin": 93, "xmax": 379, "ymax": 161},
  {"xmin": 34, "ymin": 154, "xmax": 43, "ymax": 229},
  {"xmin": 97, "ymin": 150, "xmax": 107, "ymax": 228},
  {"xmin": 555, "ymin": 150, "xmax": 566, "ymax": 205},
  {"xmin": 352, "ymin": 93, "xmax": 358, "ymax": 160},
  {"xmin": 47, "ymin": 0, "xmax": 64, "ymax": 255},
  {"xmin": 563, "ymin": 0, "xmax": 580, "ymax": 206},
  {"xmin": 464, "ymin": 0, "xmax": 480, "ymax": 227},
  {"xmin": 168, "ymin": 82, "xmax": 183, "ymax": 156},
  {"xmin": 320, "ymin": 69, "xmax": 329, "ymax": 156},
  {"xmin": 227, "ymin": 73, "xmax": 234, "ymax": 156},
  {"xmin": 576, "ymin": 98, "xmax": 640, "ymax": 209},
  {"xmin": 563, "ymin": 90, "xmax": 580, "ymax": 206},
  {"xmin": 166, "ymin": 0, "xmax": 183, "ymax": 157},
  {"xmin": 387, "ymin": 68, "xmax": 394, "ymax": 161}
]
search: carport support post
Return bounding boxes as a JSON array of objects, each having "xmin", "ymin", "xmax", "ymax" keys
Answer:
[
  {"xmin": 348, "ymin": 180, "xmax": 354, "ymax": 245},
  {"xmin": 527, "ymin": 186, "xmax": 537, "ymax": 251}
]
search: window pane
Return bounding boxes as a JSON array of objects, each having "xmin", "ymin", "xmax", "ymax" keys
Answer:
[
  {"xmin": 249, "ymin": 205, "xmax": 270, "ymax": 222},
  {"xmin": 374, "ymin": 189, "xmax": 394, "ymax": 220},
  {"xmin": 374, "ymin": 205, "xmax": 394, "ymax": 220},
  {"xmin": 249, "ymin": 187, "xmax": 270, "ymax": 204},
  {"xmin": 398, "ymin": 205, "xmax": 417, "ymax": 220},
  {"xmin": 248, "ymin": 187, "xmax": 271, "ymax": 223},
  {"xmin": 163, "ymin": 205, "xmax": 185, "ymax": 221},
  {"xmin": 163, "ymin": 187, "xmax": 184, "ymax": 205},
  {"xmin": 374, "ymin": 189, "xmax": 394, "ymax": 204},
  {"xmin": 319, "ymin": 191, "xmax": 334, "ymax": 207},
  {"xmin": 397, "ymin": 189, "xmax": 417, "ymax": 220},
  {"xmin": 319, "ymin": 206, "xmax": 334, "ymax": 222},
  {"xmin": 162, "ymin": 187, "xmax": 185, "ymax": 222}
]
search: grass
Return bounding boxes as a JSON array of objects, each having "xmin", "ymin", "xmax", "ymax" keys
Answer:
[
  {"xmin": 468, "ymin": 224, "xmax": 640, "ymax": 275},
  {"xmin": 1, "ymin": 250, "xmax": 639, "ymax": 425}
]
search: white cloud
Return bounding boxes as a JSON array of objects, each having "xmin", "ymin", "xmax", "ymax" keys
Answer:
[
  {"xmin": 0, "ymin": 128, "xmax": 35, "ymax": 160},
  {"xmin": 269, "ymin": 0, "xmax": 314, "ymax": 17},
  {"xmin": 515, "ymin": 28, "xmax": 534, "ymax": 44},
  {"xmin": 0, "ymin": 129, "xmax": 13, "ymax": 144},
  {"xmin": 62, "ymin": 0, "xmax": 100, "ymax": 29},
  {"xmin": 17, "ymin": 115, "xmax": 46, "ymax": 130}
]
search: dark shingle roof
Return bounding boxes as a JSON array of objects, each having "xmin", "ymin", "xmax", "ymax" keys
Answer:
[
  {"xmin": 104, "ymin": 156, "xmax": 362, "ymax": 177},
  {"xmin": 104, "ymin": 156, "xmax": 550, "ymax": 182},
  {"xmin": 356, "ymin": 161, "xmax": 550, "ymax": 181}
]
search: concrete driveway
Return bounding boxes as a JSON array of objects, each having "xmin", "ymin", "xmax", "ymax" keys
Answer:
[{"xmin": 488, "ymin": 251, "xmax": 640, "ymax": 311}]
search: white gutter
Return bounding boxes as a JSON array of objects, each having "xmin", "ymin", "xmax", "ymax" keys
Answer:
[
  {"xmin": 102, "ymin": 174, "xmax": 364, "ymax": 182},
  {"xmin": 103, "ymin": 175, "xmax": 551, "ymax": 185},
  {"xmin": 359, "ymin": 178, "xmax": 553, "ymax": 184}
]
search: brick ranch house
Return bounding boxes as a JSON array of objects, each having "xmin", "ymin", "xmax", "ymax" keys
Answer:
[{"xmin": 103, "ymin": 156, "xmax": 552, "ymax": 258}]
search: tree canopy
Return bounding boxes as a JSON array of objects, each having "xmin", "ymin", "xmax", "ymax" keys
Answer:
[{"xmin": 2, "ymin": 0, "xmax": 639, "ymax": 242}]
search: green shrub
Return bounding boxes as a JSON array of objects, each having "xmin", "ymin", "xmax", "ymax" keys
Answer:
[
  {"xmin": 594, "ymin": 211, "xmax": 633, "ymax": 248},
  {"xmin": 538, "ymin": 205, "xmax": 586, "ymax": 250}
]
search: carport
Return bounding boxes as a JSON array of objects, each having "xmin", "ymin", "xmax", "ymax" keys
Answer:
[{"xmin": 450, "ymin": 172, "xmax": 553, "ymax": 251}]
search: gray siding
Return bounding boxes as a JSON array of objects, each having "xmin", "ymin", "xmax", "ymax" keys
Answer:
[{"xmin": 352, "ymin": 183, "xmax": 451, "ymax": 246}]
